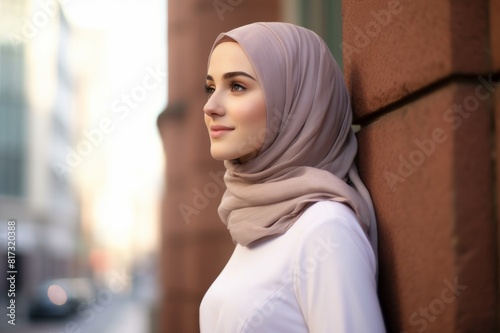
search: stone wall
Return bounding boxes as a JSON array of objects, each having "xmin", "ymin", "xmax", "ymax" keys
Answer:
[{"xmin": 343, "ymin": 1, "xmax": 499, "ymax": 332}]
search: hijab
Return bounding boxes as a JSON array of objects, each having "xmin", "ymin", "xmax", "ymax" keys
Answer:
[{"xmin": 207, "ymin": 22, "xmax": 377, "ymax": 259}]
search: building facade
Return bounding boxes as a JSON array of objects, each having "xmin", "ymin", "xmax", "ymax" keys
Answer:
[{"xmin": 0, "ymin": 0, "xmax": 82, "ymax": 313}]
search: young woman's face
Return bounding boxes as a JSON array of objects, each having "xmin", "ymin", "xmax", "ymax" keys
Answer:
[{"xmin": 203, "ymin": 41, "xmax": 267, "ymax": 163}]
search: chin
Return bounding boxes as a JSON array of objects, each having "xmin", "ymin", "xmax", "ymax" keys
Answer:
[
  {"xmin": 210, "ymin": 148, "xmax": 232, "ymax": 161},
  {"xmin": 211, "ymin": 155, "xmax": 226, "ymax": 161}
]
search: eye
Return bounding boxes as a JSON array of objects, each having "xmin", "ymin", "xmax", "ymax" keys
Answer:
[
  {"xmin": 204, "ymin": 84, "xmax": 215, "ymax": 97},
  {"xmin": 230, "ymin": 81, "xmax": 245, "ymax": 93}
]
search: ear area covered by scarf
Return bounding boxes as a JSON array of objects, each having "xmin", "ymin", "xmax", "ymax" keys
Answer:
[{"xmin": 208, "ymin": 22, "xmax": 377, "ymax": 265}]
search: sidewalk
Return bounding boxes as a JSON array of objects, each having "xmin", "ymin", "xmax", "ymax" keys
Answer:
[
  {"xmin": 0, "ymin": 294, "xmax": 154, "ymax": 333},
  {"xmin": 104, "ymin": 299, "xmax": 151, "ymax": 333}
]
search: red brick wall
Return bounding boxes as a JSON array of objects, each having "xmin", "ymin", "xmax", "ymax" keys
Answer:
[
  {"xmin": 157, "ymin": 1, "xmax": 281, "ymax": 332},
  {"xmin": 343, "ymin": 0, "xmax": 499, "ymax": 332}
]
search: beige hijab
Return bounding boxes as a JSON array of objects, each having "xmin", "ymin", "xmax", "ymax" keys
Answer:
[{"xmin": 208, "ymin": 22, "xmax": 377, "ymax": 257}]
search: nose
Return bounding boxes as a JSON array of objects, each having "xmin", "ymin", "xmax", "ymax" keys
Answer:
[{"xmin": 203, "ymin": 92, "xmax": 225, "ymax": 118}]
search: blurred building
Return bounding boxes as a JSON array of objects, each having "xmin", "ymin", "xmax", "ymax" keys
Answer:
[
  {"xmin": 0, "ymin": 0, "xmax": 82, "ymax": 304},
  {"xmin": 159, "ymin": 0, "xmax": 499, "ymax": 332}
]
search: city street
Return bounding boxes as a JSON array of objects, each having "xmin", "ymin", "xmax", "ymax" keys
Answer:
[{"xmin": 1, "ymin": 293, "xmax": 153, "ymax": 333}]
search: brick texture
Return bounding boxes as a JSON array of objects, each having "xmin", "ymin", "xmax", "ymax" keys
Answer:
[
  {"xmin": 357, "ymin": 83, "xmax": 497, "ymax": 332},
  {"xmin": 344, "ymin": 1, "xmax": 499, "ymax": 330},
  {"xmin": 496, "ymin": 89, "xmax": 500, "ymax": 318},
  {"xmin": 342, "ymin": 0, "xmax": 491, "ymax": 118},
  {"xmin": 492, "ymin": 0, "xmax": 500, "ymax": 71}
]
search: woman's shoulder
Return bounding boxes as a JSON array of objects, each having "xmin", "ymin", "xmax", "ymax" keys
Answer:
[
  {"xmin": 290, "ymin": 200, "xmax": 376, "ymax": 268},
  {"xmin": 295, "ymin": 200, "xmax": 360, "ymax": 233}
]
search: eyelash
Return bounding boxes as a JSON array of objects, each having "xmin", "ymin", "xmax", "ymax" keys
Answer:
[
  {"xmin": 204, "ymin": 84, "xmax": 214, "ymax": 96},
  {"xmin": 230, "ymin": 81, "xmax": 245, "ymax": 92},
  {"xmin": 204, "ymin": 81, "xmax": 246, "ymax": 96}
]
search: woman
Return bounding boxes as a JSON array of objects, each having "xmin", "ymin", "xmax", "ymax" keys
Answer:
[{"xmin": 200, "ymin": 22, "xmax": 386, "ymax": 332}]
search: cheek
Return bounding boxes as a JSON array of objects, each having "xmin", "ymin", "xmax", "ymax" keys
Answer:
[
  {"xmin": 233, "ymin": 100, "xmax": 267, "ymax": 154},
  {"xmin": 233, "ymin": 97, "xmax": 266, "ymax": 128},
  {"xmin": 204, "ymin": 114, "xmax": 210, "ymax": 128},
  {"xmin": 249, "ymin": 100, "xmax": 267, "ymax": 139}
]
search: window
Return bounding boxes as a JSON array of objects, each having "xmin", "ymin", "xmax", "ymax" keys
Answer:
[
  {"xmin": 298, "ymin": 0, "xmax": 343, "ymax": 69},
  {"xmin": 0, "ymin": 43, "xmax": 26, "ymax": 197}
]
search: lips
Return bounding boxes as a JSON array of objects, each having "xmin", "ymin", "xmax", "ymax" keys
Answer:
[{"xmin": 209, "ymin": 125, "xmax": 234, "ymax": 138}]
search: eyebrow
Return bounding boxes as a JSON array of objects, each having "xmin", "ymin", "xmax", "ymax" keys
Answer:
[{"xmin": 206, "ymin": 71, "xmax": 257, "ymax": 81}]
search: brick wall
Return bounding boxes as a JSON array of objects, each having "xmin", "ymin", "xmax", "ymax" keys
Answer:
[{"xmin": 343, "ymin": 0, "xmax": 499, "ymax": 332}]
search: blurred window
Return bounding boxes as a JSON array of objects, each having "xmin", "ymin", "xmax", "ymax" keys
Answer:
[
  {"xmin": 299, "ymin": 0, "xmax": 343, "ymax": 69},
  {"xmin": 0, "ymin": 43, "xmax": 26, "ymax": 197}
]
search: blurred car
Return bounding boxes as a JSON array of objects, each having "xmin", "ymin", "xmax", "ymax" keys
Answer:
[{"xmin": 28, "ymin": 278, "xmax": 96, "ymax": 320}]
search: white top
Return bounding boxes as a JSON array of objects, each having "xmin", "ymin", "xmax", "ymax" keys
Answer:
[{"xmin": 199, "ymin": 201, "xmax": 386, "ymax": 333}]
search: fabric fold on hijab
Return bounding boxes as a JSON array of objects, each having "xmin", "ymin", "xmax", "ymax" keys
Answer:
[{"xmin": 208, "ymin": 22, "xmax": 378, "ymax": 261}]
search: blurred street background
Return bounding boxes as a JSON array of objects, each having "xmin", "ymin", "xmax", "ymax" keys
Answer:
[
  {"xmin": 2, "ymin": 0, "xmax": 498, "ymax": 332},
  {"xmin": 0, "ymin": 0, "xmax": 166, "ymax": 332}
]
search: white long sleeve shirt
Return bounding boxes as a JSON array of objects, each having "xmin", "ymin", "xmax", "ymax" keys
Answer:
[{"xmin": 200, "ymin": 201, "xmax": 386, "ymax": 333}]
